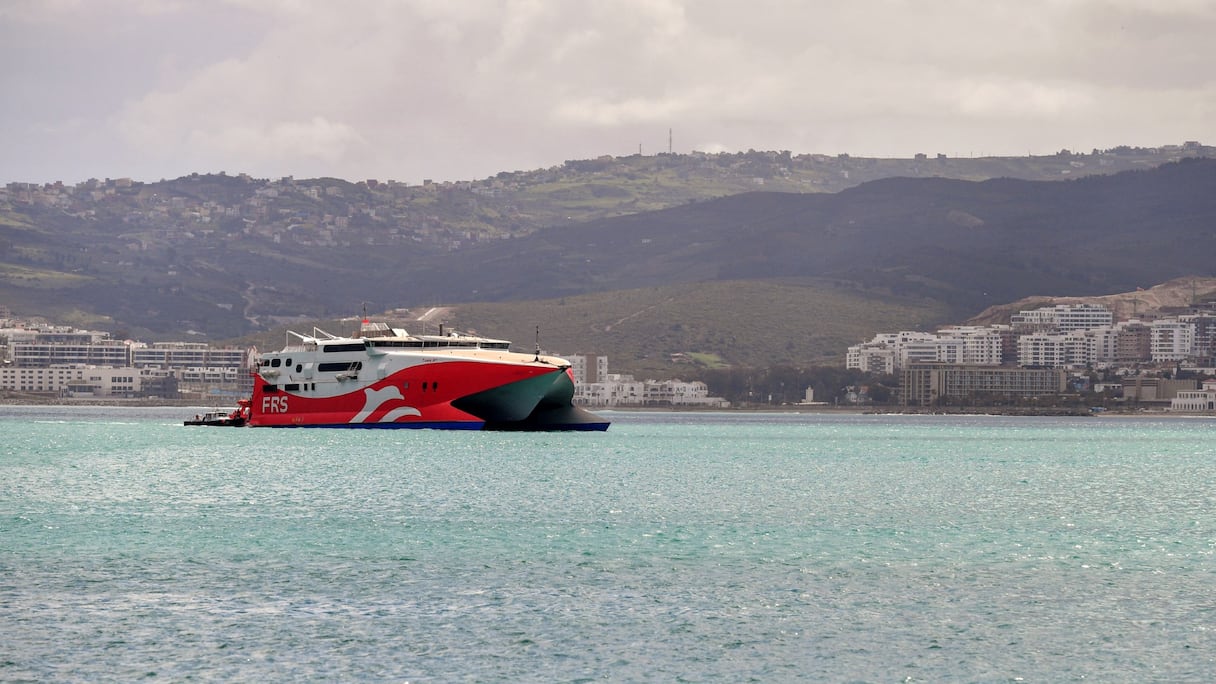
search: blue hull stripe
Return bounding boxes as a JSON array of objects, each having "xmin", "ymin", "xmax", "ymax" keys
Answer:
[{"xmin": 256, "ymin": 421, "xmax": 485, "ymax": 430}]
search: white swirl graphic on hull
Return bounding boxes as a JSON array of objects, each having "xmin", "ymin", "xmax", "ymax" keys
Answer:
[
  {"xmin": 380, "ymin": 406, "xmax": 422, "ymax": 422},
  {"xmin": 351, "ymin": 386, "xmax": 419, "ymax": 423}
]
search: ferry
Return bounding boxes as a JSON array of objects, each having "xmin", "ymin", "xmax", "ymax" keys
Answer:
[{"xmin": 246, "ymin": 320, "xmax": 609, "ymax": 430}]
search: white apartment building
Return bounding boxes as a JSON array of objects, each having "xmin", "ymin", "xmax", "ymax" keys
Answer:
[
  {"xmin": 847, "ymin": 345, "xmax": 897, "ymax": 374},
  {"xmin": 851, "ymin": 306, "xmax": 1216, "ymax": 374},
  {"xmin": 0, "ymin": 365, "xmax": 154, "ymax": 397},
  {"xmin": 642, "ymin": 379, "xmax": 728, "ymax": 407},
  {"xmin": 1151, "ymin": 320, "xmax": 1194, "ymax": 362},
  {"xmin": 1016, "ymin": 328, "xmax": 1129, "ymax": 369},
  {"xmin": 574, "ymin": 373, "xmax": 729, "ymax": 408},
  {"xmin": 9, "ymin": 331, "xmax": 130, "ymax": 367},
  {"xmin": 1, "ymin": 321, "xmax": 252, "ymax": 396},
  {"xmin": 899, "ymin": 338, "xmax": 949, "ymax": 367},
  {"xmin": 1017, "ymin": 333, "xmax": 1068, "ymax": 368},
  {"xmin": 848, "ymin": 328, "xmax": 1002, "ymax": 373},
  {"xmin": 575, "ymin": 373, "xmax": 644, "ymax": 407},
  {"xmin": 76, "ymin": 368, "xmax": 141, "ymax": 396},
  {"xmin": 0, "ymin": 366, "xmax": 87, "ymax": 393},
  {"xmin": 938, "ymin": 326, "xmax": 1005, "ymax": 365},
  {"xmin": 177, "ymin": 366, "xmax": 243, "ymax": 385},
  {"xmin": 1011, "ymin": 303, "xmax": 1113, "ymax": 332},
  {"xmin": 131, "ymin": 342, "xmax": 246, "ymax": 369},
  {"xmin": 1083, "ymin": 327, "xmax": 1121, "ymax": 366},
  {"xmin": 568, "ymin": 354, "xmax": 610, "ymax": 385}
]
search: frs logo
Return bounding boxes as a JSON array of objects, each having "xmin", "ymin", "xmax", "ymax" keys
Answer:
[{"xmin": 262, "ymin": 396, "xmax": 289, "ymax": 413}]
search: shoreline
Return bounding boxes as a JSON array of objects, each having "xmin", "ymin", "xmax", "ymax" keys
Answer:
[{"xmin": 3, "ymin": 395, "xmax": 1211, "ymax": 419}]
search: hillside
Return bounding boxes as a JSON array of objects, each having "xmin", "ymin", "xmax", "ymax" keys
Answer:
[
  {"xmin": 407, "ymin": 158, "xmax": 1216, "ymax": 319},
  {"xmin": 235, "ymin": 278, "xmax": 950, "ymax": 376},
  {"xmin": 967, "ymin": 277, "xmax": 1216, "ymax": 326},
  {"xmin": 4, "ymin": 152, "xmax": 1216, "ymax": 374}
]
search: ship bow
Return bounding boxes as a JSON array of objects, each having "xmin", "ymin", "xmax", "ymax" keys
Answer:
[{"xmin": 452, "ymin": 367, "xmax": 610, "ymax": 431}]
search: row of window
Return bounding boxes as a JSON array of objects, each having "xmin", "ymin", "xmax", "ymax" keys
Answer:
[
  {"xmin": 261, "ymin": 359, "xmax": 366, "ymax": 373},
  {"xmin": 321, "ymin": 343, "xmax": 367, "ymax": 353},
  {"xmin": 262, "ymin": 379, "xmax": 441, "ymax": 394},
  {"xmin": 368, "ymin": 340, "xmax": 510, "ymax": 350}
]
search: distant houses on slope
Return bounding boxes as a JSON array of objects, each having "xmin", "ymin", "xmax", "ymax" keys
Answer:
[
  {"xmin": 847, "ymin": 303, "xmax": 1216, "ymax": 410},
  {"xmin": 0, "ymin": 307, "xmax": 726, "ymax": 408},
  {"xmin": 567, "ymin": 354, "xmax": 730, "ymax": 408},
  {"xmin": 0, "ymin": 311, "xmax": 250, "ymax": 400}
]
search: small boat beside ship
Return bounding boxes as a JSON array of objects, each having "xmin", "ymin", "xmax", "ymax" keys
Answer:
[
  {"xmin": 222, "ymin": 320, "xmax": 608, "ymax": 430},
  {"xmin": 183, "ymin": 400, "xmax": 250, "ymax": 427}
]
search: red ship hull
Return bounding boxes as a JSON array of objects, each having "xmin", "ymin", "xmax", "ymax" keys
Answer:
[{"xmin": 249, "ymin": 358, "xmax": 608, "ymax": 430}]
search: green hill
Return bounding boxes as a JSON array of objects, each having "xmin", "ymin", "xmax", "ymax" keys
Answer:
[
  {"xmin": 3, "ymin": 151, "xmax": 1215, "ymax": 376},
  {"xmin": 406, "ymin": 158, "xmax": 1216, "ymax": 320},
  {"xmin": 444, "ymin": 279, "xmax": 950, "ymax": 374},
  {"xmin": 236, "ymin": 279, "xmax": 950, "ymax": 377}
]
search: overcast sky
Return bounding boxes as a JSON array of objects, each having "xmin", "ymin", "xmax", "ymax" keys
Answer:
[{"xmin": 2, "ymin": 0, "xmax": 1214, "ymax": 185}]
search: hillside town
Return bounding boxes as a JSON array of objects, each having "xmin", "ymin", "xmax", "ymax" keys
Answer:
[
  {"xmin": 0, "ymin": 305, "xmax": 727, "ymax": 408},
  {"xmin": 6, "ymin": 298, "xmax": 1216, "ymax": 412},
  {"xmin": 7, "ymin": 294, "xmax": 1216, "ymax": 412},
  {"xmin": 0, "ymin": 306, "xmax": 249, "ymax": 402},
  {"xmin": 567, "ymin": 354, "xmax": 729, "ymax": 409},
  {"xmin": 848, "ymin": 302, "xmax": 1216, "ymax": 411}
]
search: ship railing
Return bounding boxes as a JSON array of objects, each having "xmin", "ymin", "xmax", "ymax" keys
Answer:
[{"xmin": 282, "ymin": 328, "xmax": 340, "ymax": 350}]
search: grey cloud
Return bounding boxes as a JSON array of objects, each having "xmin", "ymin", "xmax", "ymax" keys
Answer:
[{"xmin": 1, "ymin": 0, "xmax": 1213, "ymax": 184}]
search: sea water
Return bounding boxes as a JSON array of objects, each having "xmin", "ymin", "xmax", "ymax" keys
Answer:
[{"xmin": 2, "ymin": 406, "xmax": 1215, "ymax": 682}]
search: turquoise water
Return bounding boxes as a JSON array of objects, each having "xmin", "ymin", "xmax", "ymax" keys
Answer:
[{"xmin": 3, "ymin": 406, "xmax": 1215, "ymax": 681}]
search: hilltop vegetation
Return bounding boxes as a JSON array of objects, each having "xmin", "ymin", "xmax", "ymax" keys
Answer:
[
  {"xmin": 234, "ymin": 279, "xmax": 950, "ymax": 377},
  {"xmin": 2, "ymin": 146, "xmax": 1215, "ymax": 374},
  {"xmin": 410, "ymin": 158, "xmax": 1216, "ymax": 317},
  {"xmin": 445, "ymin": 279, "xmax": 951, "ymax": 375}
]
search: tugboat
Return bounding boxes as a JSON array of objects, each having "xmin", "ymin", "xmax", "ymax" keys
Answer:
[
  {"xmin": 184, "ymin": 400, "xmax": 251, "ymax": 427},
  {"xmin": 243, "ymin": 320, "xmax": 609, "ymax": 430}
]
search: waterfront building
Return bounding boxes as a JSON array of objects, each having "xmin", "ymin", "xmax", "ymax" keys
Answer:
[
  {"xmin": 1123, "ymin": 376, "xmax": 1197, "ymax": 403},
  {"xmin": 0, "ymin": 365, "xmax": 162, "ymax": 397},
  {"xmin": 1, "ymin": 320, "xmax": 250, "ymax": 397},
  {"xmin": 575, "ymin": 373, "xmax": 644, "ymax": 407},
  {"xmin": 900, "ymin": 363, "xmax": 1067, "ymax": 406},
  {"xmin": 0, "ymin": 366, "xmax": 87, "ymax": 393},
  {"xmin": 642, "ymin": 379, "xmax": 728, "ymax": 407},
  {"xmin": 1170, "ymin": 379, "xmax": 1216, "ymax": 412}
]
